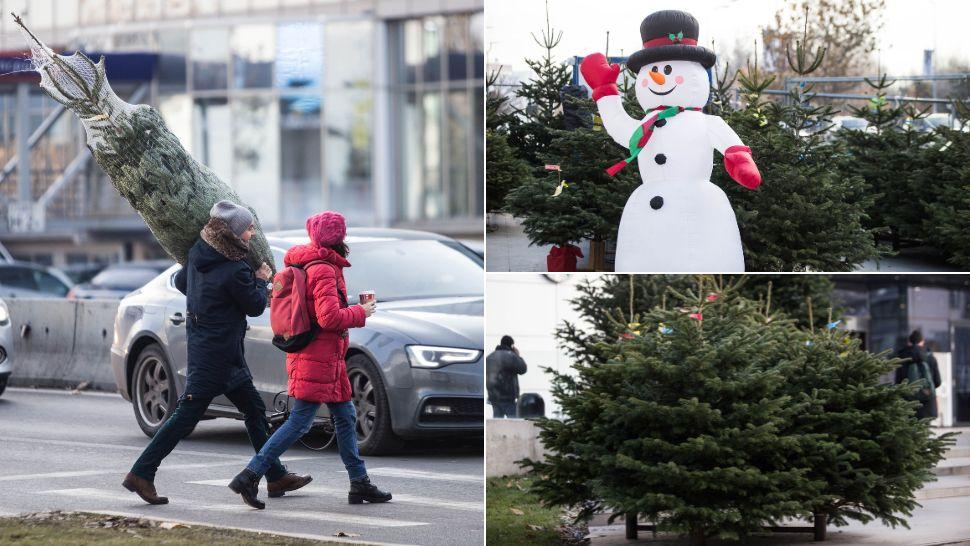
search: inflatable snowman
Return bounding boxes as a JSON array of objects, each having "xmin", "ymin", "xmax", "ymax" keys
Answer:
[{"xmin": 580, "ymin": 10, "xmax": 762, "ymax": 272}]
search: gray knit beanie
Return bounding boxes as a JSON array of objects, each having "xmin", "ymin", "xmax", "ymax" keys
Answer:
[{"xmin": 209, "ymin": 200, "xmax": 254, "ymax": 237}]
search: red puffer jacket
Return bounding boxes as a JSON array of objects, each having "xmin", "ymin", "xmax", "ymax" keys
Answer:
[{"xmin": 283, "ymin": 243, "xmax": 367, "ymax": 403}]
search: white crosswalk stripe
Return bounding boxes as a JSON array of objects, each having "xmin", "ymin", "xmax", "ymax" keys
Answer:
[
  {"xmin": 188, "ymin": 479, "xmax": 481, "ymax": 512},
  {"xmin": 365, "ymin": 467, "xmax": 482, "ymax": 483},
  {"xmin": 201, "ymin": 504, "xmax": 428, "ymax": 527},
  {"xmin": 39, "ymin": 487, "xmax": 430, "ymax": 528}
]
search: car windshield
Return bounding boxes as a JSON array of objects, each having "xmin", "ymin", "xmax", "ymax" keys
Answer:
[
  {"xmin": 91, "ymin": 268, "xmax": 162, "ymax": 290},
  {"xmin": 340, "ymin": 239, "xmax": 483, "ymax": 302}
]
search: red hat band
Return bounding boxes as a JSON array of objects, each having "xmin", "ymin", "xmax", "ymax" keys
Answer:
[{"xmin": 643, "ymin": 33, "xmax": 698, "ymax": 48}]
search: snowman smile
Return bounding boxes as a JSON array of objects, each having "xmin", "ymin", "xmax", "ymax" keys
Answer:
[{"xmin": 649, "ymin": 85, "xmax": 678, "ymax": 96}]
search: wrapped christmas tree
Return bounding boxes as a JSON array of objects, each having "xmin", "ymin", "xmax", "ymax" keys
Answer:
[{"xmin": 13, "ymin": 14, "xmax": 275, "ymax": 272}]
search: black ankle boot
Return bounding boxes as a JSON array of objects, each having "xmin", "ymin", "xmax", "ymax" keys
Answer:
[
  {"xmin": 228, "ymin": 469, "xmax": 265, "ymax": 509},
  {"xmin": 348, "ymin": 476, "xmax": 392, "ymax": 504}
]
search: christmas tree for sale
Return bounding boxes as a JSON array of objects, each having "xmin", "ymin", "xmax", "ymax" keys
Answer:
[
  {"xmin": 504, "ymin": 120, "xmax": 639, "ymax": 255},
  {"xmin": 710, "ymin": 35, "xmax": 879, "ymax": 271},
  {"xmin": 14, "ymin": 15, "xmax": 274, "ymax": 272},
  {"xmin": 486, "ymin": 129, "xmax": 533, "ymax": 214},
  {"xmin": 557, "ymin": 274, "xmax": 837, "ymax": 367},
  {"xmin": 837, "ymin": 76, "xmax": 937, "ymax": 250},
  {"xmin": 501, "ymin": 0, "xmax": 571, "ymax": 171},
  {"xmin": 780, "ymin": 321, "xmax": 953, "ymax": 530},
  {"xmin": 925, "ymin": 102, "xmax": 970, "ymax": 267},
  {"xmin": 524, "ymin": 277, "xmax": 821, "ymax": 545}
]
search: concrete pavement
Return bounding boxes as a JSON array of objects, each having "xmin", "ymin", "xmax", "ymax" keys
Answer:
[{"xmin": 0, "ymin": 388, "xmax": 483, "ymax": 546}]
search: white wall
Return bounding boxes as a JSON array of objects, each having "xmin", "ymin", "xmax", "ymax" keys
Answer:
[{"xmin": 485, "ymin": 273, "xmax": 601, "ymax": 418}]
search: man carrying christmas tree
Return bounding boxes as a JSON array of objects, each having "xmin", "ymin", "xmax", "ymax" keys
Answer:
[
  {"xmin": 122, "ymin": 202, "xmax": 311, "ymax": 505},
  {"xmin": 894, "ymin": 330, "xmax": 942, "ymax": 419},
  {"xmin": 486, "ymin": 335, "xmax": 528, "ymax": 418}
]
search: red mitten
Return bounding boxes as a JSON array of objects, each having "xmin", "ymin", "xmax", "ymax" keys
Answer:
[
  {"xmin": 723, "ymin": 145, "xmax": 762, "ymax": 189},
  {"xmin": 580, "ymin": 53, "xmax": 620, "ymax": 101}
]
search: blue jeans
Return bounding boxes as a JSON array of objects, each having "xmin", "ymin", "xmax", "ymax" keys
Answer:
[
  {"xmin": 131, "ymin": 379, "xmax": 286, "ymax": 482},
  {"xmin": 247, "ymin": 399, "xmax": 367, "ymax": 482}
]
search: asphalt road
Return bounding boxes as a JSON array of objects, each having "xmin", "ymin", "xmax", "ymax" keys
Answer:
[{"xmin": 0, "ymin": 388, "xmax": 483, "ymax": 545}]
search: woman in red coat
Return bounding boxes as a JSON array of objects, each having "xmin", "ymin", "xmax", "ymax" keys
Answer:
[{"xmin": 229, "ymin": 211, "xmax": 392, "ymax": 509}]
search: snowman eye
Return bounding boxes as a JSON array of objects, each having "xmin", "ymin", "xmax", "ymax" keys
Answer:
[
  {"xmin": 650, "ymin": 66, "xmax": 659, "ymax": 73},
  {"xmin": 663, "ymin": 65, "xmax": 672, "ymax": 75}
]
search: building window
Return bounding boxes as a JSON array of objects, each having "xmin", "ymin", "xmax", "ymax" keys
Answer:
[
  {"xmin": 389, "ymin": 12, "xmax": 484, "ymax": 225},
  {"xmin": 324, "ymin": 19, "xmax": 375, "ymax": 227},
  {"xmin": 191, "ymin": 27, "xmax": 229, "ymax": 91},
  {"xmin": 231, "ymin": 24, "xmax": 275, "ymax": 89}
]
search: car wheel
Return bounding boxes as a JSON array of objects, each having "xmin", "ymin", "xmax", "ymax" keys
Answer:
[
  {"xmin": 131, "ymin": 344, "xmax": 178, "ymax": 438},
  {"xmin": 347, "ymin": 354, "xmax": 401, "ymax": 455},
  {"xmin": 0, "ymin": 378, "xmax": 6, "ymax": 398}
]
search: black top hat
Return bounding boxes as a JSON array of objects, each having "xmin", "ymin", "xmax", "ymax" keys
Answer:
[{"xmin": 626, "ymin": 10, "xmax": 716, "ymax": 74}]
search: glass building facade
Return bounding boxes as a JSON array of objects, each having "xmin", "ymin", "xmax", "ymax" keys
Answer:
[
  {"xmin": 0, "ymin": 0, "xmax": 483, "ymax": 266},
  {"xmin": 833, "ymin": 275, "xmax": 970, "ymax": 426}
]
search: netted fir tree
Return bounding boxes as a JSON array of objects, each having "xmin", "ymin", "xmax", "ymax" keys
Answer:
[
  {"xmin": 522, "ymin": 277, "xmax": 823, "ymax": 545},
  {"xmin": 557, "ymin": 274, "xmax": 837, "ymax": 367},
  {"xmin": 15, "ymin": 15, "xmax": 275, "ymax": 272},
  {"xmin": 836, "ymin": 76, "xmax": 938, "ymax": 249},
  {"xmin": 925, "ymin": 102, "xmax": 970, "ymax": 267},
  {"xmin": 709, "ymin": 38, "xmax": 880, "ymax": 271},
  {"xmin": 778, "ymin": 321, "xmax": 953, "ymax": 529}
]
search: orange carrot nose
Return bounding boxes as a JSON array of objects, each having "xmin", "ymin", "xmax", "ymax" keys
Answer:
[{"xmin": 649, "ymin": 71, "xmax": 666, "ymax": 85}]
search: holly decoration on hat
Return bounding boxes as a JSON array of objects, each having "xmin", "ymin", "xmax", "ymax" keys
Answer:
[{"xmin": 667, "ymin": 30, "xmax": 684, "ymax": 42}]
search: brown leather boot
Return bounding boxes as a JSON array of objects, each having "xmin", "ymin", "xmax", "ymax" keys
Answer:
[
  {"xmin": 122, "ymin": 472, "xmax": 169, "ymax": 505},
  {"xmin": 267, "ymin": 472, "xmax": 313, "ymax": 498}
]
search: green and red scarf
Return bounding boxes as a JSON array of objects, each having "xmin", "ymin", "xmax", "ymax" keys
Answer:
[{"xmin": 606, "ymin": 105, "xmax": 702, "ymax": 176}]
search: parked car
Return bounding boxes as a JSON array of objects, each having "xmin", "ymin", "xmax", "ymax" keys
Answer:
[
  {"xmin": 0, "ymin": 262, "xmax": 73, "ymax": 299},
  {"xmin": 110, "ymin": 228, "xmax": 484, "ymax": 454},
  {"xmin": 68, "ymin": 260, "xmax": 174, "ymax": 300},
  {"xmin": 0, "ymin": 297, "xmax": 10, "ymax": 397},
  {"xmin": 61, "ymin": 262, "xmax": 109, "ymax": 285}
]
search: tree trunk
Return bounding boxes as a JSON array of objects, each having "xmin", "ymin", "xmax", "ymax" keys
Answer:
[
  {"xmin": 624, "ymin": 511, "xmax": 638, "ymax": 539},
  {"xmin": 813, "ymin": 512, "xmax": 827, "ymax": 541},
  {"xmin": 589, "ymin": 239, "xmax": 606, "ymax": 271}
]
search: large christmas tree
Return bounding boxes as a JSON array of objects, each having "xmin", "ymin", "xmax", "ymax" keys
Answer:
[
  {"xmin": 524, "ymin": 277, "xmax": 822, "ymax": 544},
  {"xmin": 526, "ymin": 275, "xmax": 951, "ymax": 545}
]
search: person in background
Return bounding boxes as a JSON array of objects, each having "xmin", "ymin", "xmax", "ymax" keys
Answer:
[
  {"xmin": 124, "ymin": 201, "xmax": 310, "ymax": 504},
  {"xmin": 486, "ymin": 335, "xmax": 527, "ymax": 418},
  {"xmin": 895, "ymin": 329, "xmax": 943, "ymax": 420},
  {"xmin": 228, "ymin": 211, "xmax": 391, "ymax": 509}
]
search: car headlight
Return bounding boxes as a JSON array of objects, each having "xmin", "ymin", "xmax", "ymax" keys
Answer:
[
  {"xmin": 406, "ymin": 345, "xmax": 481, "ymax": 369},
  {"xmin": 0, "ymin": 300, "xmax": 8, "ymax": 326}
]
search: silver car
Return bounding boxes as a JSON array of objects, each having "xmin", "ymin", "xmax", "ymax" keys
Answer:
[
  {"xmin": 110, "ymin": 228, "xmax": 484, "ymax": 454},
  {"xmin": 0, "ymin": 297, "xmax": 10, "ymax": 397}
]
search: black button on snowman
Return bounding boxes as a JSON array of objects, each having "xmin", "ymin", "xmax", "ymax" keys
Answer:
[{"xmin": 580, "ymin": 9, "xmax": 763, "ymax": 272}]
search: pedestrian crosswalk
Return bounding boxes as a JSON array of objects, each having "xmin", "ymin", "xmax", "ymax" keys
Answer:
[
  {"xmin": 189, "ymin": 479, "xmax": 482, "ymax": 512},
  {"xmin": 36, "ymin": 465, "xmax": 482, "ymax": 534}
]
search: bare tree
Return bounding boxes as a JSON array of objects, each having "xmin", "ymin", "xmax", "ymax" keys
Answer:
[{"xmin": 762, "ymin": 0, "xmax": 885, "ymax": 77}]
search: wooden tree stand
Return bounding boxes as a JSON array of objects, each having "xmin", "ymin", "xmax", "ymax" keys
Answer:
[{"xmin": 624, "ymin": 511, "xmax": 828, "ymax": 542}]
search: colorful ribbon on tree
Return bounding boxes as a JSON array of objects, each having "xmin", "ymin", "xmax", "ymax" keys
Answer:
[{"xmin": 606, "ymin": 105, "xmax": 702, "ymax": 176}]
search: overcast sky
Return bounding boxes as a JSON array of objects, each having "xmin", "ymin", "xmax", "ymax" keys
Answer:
[{"xmin": 486, "ymin": 0, "xmax": 970, "ymax": 77}]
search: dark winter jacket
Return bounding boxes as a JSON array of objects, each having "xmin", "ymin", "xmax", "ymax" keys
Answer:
[
  {"xmin": 894, "ymin": 345, "xmax": 942, "ymax": 419},
  {"xmin": 486, "ymin": 345, "xmax": 527, "ymax": 403},
  {"xmin": 283, "ymin": 243, "xmax": 366, "ymax": 404},
  {"xmin": 174, "ymin": 224, "xmax": 268, "ymax": 399}
]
